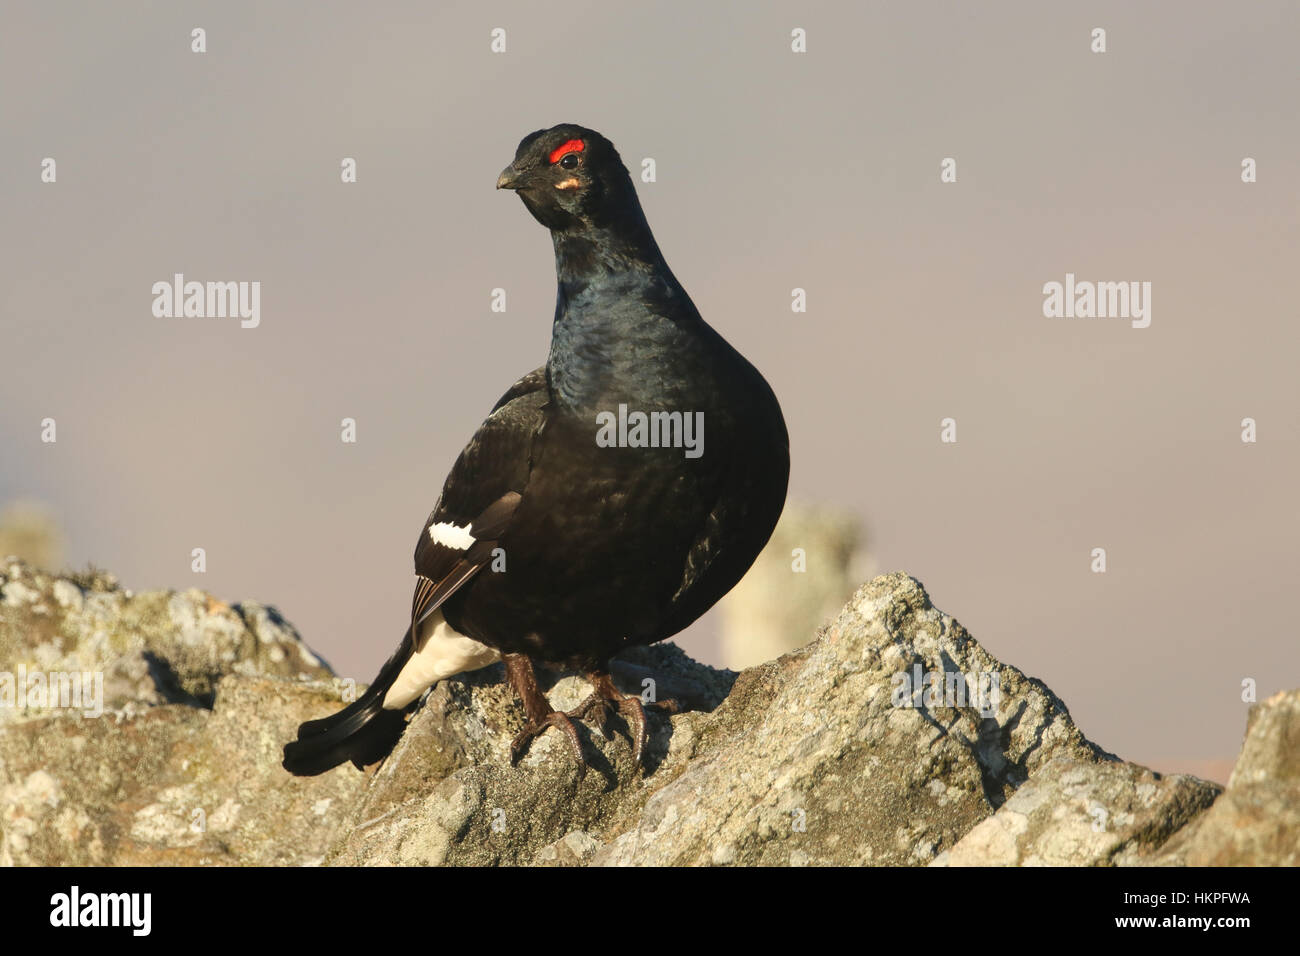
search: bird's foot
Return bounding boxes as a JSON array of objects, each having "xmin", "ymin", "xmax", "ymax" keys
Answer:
[
  {"xmin": 503, "ymin": 654, "xmax": 680, "ymax": 774},
  {"xmin": 568, "ymin": 671, "xmax": 680, "ymax": 767},
  {"xmin": 504, "ymin": 653, "xmax": 589, "ymax": 776}
]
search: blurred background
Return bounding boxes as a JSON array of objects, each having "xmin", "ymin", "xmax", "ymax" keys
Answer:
[{"xmin": 3, "ymin": 1, "xmax": 1297, "ymax": 784}]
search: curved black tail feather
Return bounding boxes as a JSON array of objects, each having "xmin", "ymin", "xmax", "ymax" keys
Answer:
[{"xmin": 282, "ymin": 630, "xmax": 416, "ymax": 776}]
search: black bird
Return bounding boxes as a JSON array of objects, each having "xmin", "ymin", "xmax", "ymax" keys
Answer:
[{"xmin": 283, "ymin": 124, "xmax": 788, "ymax": 776}]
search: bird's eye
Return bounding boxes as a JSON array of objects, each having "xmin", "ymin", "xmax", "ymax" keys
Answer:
[{"xmin": 559, "ymin": 152, "xmax": 580, "ymax": 170}]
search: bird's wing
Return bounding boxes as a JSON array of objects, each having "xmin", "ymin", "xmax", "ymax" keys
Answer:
[
  {"xmin": 661, "ymin": 393, "xmax": 791, "ymax": 637},
  {"xmin": 408, "ymin": 368, "xmax": 548, "ymax": 641},
  {"xmin": 488, "ymin": 365, "xmax": 548, "ymax": 413}
]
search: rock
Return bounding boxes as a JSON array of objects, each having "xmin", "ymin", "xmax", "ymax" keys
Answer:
[
  {"xmin": 931, "ymin": 755, "xmax": 1218, "ymax": 866},
  {"xmin": 0, "ymin": 559, "xmax": 361, "ymax": 865},
  {"xmin": 0, "ymin": 556, "xmax": 1274, "ymax": 867},
  {"xmin": 321, "ymin": 572, "xmax": 1213, "ymax": 866},
  {"xmin": 1145, "ymin": 690, "xmax": 1300, "ymax": 866},
  {"xmin": 0, "ymin": 558, "xmax": 332, "ymax": 722},
  {"xmin": 0, "ymin": 676, "xmax": 365, "ymax": 866},
  {"xmin": 324, "ymin": 646, "xmax": 735, "ymax": 866}
]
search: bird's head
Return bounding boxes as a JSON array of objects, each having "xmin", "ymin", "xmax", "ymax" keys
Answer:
[{"xmin": 497, "ymin": 124, "xmax": 639, "ymax": 233}]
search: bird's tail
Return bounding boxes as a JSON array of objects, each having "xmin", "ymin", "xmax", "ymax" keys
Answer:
[{"xmin": 282, "ymin": 630, "xmax": 417, "ymax": 776}]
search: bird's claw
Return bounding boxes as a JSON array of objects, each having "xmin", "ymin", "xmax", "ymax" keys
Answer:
[
  {"xmin": 568, "ymin": 677, "xmax": 680, "ymax": 769},
  {"xmin": 510, "ymin": 709, "xmax": 587, "ymax": 778},
  {"xmin": 503, "ymin": 654, "xmax": 680, "ymax": 775},
  {"xmin": 568, "ymin": 693, "xmax": 616, "ymax": 741}
]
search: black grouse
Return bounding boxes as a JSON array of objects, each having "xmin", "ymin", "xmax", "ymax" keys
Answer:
[{"xmin": 283, "ymin": 124, "xmax": 789, "ymax": 776}]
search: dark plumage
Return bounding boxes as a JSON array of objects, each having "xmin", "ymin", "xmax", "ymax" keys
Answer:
[{"xmin": 283, "ymin": 124, "xmax": 788, "ymax": 776}]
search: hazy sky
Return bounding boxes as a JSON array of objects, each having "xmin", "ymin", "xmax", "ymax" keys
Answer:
[{"xmin": 2, "ymin": 1, "xmax": 1296, "ymax": 782}]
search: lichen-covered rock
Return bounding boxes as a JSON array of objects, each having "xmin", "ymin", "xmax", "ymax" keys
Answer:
[
  {"xmin": 0, "ymin": 558, "xmax": 1276, "ymax": 867},
  {"xmin": 0, "ymin": 676, "xmax": 364, "ymax": 865},
  {"xmin": 1146, "ymin": 690, "xmax": 1300, "ymax": 866},
  {"xmin": 323, "ymin": 572, "xmax": 1206, "ymax": 866},
  {"xmin": 931, "ymin": 755, "xmax": 1219, "ymax": 866},
  {"xmin": 324, "ymin": 645, "xmax": 734, "ymax": 866},
  {"xmin": 578, "ymin": 575, "xmax": 1122, "ymax": 866},
  {"xmin": 0, "ymin": 558, "xmax": 332, "ymax": 721},
  {"xmin": 0, "ymin": 558, "xmax": 359, "ymax": 865}
]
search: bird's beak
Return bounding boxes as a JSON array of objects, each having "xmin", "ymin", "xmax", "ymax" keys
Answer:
[{"xmin": 497, "ymin": 164, "xmax": 524, "ymax": 190}]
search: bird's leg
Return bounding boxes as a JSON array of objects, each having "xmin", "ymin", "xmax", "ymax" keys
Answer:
[
  {"xmin": 567, "ymin": 670, "xmax": 680, "ymax": 766},
  {"xmin": 503, "ymin": 653, "xmax": 587, "ymax": 773}
]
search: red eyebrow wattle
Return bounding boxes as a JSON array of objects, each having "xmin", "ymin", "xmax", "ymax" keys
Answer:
[{"xmin": 548, "ymin": 139, "xmax": 585, "ymax": 164}]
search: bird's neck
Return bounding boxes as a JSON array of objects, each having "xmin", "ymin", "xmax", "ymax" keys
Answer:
[
  {"xmin": 550, "ymin": 217, "xmax": 666, "ymax": 293},
  {"xmin": 545, "ymin": 218, "xmax": 699, "ymax": 415}
]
